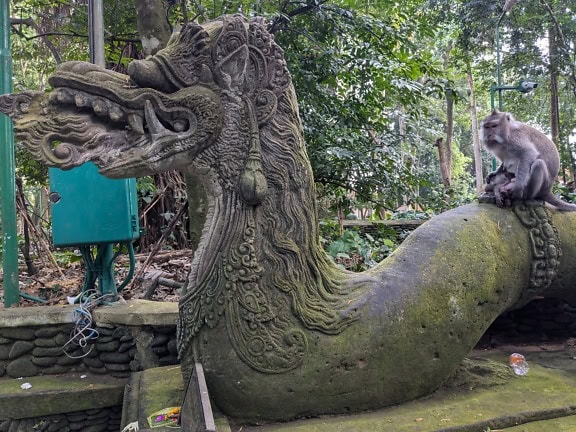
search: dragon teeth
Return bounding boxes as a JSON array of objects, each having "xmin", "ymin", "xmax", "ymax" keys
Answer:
[
  {"xmin": 92, "ymin": 98, "xmax": 108, "ymax": 115},
  {"xmin": 109, "ymin": 107, "xmax": 124, "ymax": 122},
  {"xmin": 128, "ymin": 113, "xmax": 145, "ymax": 134},
  {"xmin": 144, "ymin": 99, "xmax": 166, "ymax": 137},
  {"xmin": 74, "ymin": 93, "xmax": 89, "ymax": 107}
]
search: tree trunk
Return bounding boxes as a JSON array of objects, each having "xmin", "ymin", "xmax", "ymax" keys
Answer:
[
  {"xmin": 435, "ymin": 138, "xmax": 451, "ymax": 188},
  {"xmin": 134, "ymin": 0, "xmax": 172, "ymax": 56},
  {"xmin": 467, "ymin": 68, "xmax": 484, "ymax": 193},
  {"xmin": 435, "ymin": 87, "xmax": 454, "ymax": 189},
  {"xmin": 549, "ymin": 26, "xmax": 560, "ymax": 145},
  {"xmin": 548, "ymin": 23, "xmax": 573, "ymax": 183},
  {"xmin": 15, "ymin": 177, "xmax": 37, "ymax": 275},
  {"xmin": 444, "ymin": 88, "xmax": 454, "ymax": 185}
]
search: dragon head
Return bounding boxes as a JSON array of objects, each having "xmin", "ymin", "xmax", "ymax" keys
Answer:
[{"xmin": 0, "ymin": 14, "xmax": 290, "ymax": 181}]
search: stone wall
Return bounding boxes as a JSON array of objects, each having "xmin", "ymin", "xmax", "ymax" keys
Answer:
[
  {"xmin": 0, "ymin": 300, "xmax": 179, "ymax": 431},
  {"xmin": 0, "ymin": 322, "xmax": 178, "ymax": 379},
  {"xmin": 0, "ymin": 406, "xmax": 122, "ymax": 432}
]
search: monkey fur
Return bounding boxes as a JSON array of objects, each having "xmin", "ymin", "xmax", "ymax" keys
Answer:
[{"xmin": 480, "ymin": 109, "xmax": 576, "ymax": 211}]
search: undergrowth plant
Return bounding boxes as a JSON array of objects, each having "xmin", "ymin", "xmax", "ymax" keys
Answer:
[{"xmin": 319, "ymin": 220, "xmax": 407, "ymax": 271}]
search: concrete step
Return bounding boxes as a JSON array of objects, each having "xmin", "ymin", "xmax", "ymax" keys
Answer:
[{"xmin": 0, "ymin": 371, "xmax": 126, "ymax": 419}]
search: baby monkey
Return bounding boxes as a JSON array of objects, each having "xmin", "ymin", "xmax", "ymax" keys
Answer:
[
  {"xmin": 484, "ymin": 171, "xmax": 516, "ymax": 208},
  {"xmin": 481, "ymin": 109, "xmax": 576, "ymax": 211}
]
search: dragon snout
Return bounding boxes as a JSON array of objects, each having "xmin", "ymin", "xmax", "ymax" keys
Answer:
[
  {"xmin": 127, "ymin": 59, "xmax": 176, "ymax": 93},
  {"xmin": 0, "ymin": 91, "xmax": 41, "ymax": 121}
]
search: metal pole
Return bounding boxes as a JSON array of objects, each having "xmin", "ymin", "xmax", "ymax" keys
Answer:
[
  {"xmin": 88, "ymin": 0, "xmax": 117, "ymax": 298},
  {"xmin": 0, "ymin": 1, "xmax": 19, "ymax": 307},
  {"xmin": 97, "ymin": 244, "xmax": 116, "ymax": 296},
  {"xmin": 88, "ymin": 0, "xmax": 105, "ymax": 67},
  {"xmin": 495, "ymin": 11, "xmax": 506, "ymax": 111}
]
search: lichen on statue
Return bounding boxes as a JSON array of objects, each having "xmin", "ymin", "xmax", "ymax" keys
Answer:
[{"xmin": 2, "ymin": 13, "xmax": 576, "ymax": 425}]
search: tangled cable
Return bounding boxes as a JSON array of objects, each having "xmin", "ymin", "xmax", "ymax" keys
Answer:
[{"xmin": 61, "ymin": 290, "xmax": 116, "ymax": 359}]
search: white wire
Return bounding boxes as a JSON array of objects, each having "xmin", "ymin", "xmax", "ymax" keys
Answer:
[{"xmin": 61, "ymin": 290, "xmax": 115, "ymax": 359}]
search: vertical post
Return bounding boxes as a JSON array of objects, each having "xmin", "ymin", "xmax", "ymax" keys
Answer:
[
  {"xmin": 97, "ymin": 244, "xmax": 116, "ymax": 296},
  {"xmin": 495, "ymin": 11, "xmax": 506, "ymax": 111},
  {"xmin": 88, "ymin": 0, "xmax": 117, "ymax": 298},
  {"xmin": 88, "ymin": 0, "xmax": 105, "ymax": 67},
  {"xmin": 492, "ymin": 9, "xmax": 508, "ymax": 171},
  {"xmin": 0, "ymin": 1, "xmax": 19, "ymax": 307}
]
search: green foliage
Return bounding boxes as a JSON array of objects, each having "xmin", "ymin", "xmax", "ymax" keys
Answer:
[
  {"xmin": 553, "ymin": 183, "xmax": 576, "ymax": 204},
  {"xmin": 271, "ymin": 2, "xmax": 445, "ymax": 211},
  {"xmin": 319, "ymin": 220, "xmax": 401, "ymax": 271},
  {"xmin": 52, "ymin": 249, "xmax": 82, "ymax": 266},
  {"xmin": 12, "ymin": 0, "xmax": 576, "ymax": 218},
  {"xmin": 137, "ymin": 176, "xmax": 157, "ymax": 205},
  {"xmin": 429, "ymin": 0, "xmax": 576, "ymax": 185}
]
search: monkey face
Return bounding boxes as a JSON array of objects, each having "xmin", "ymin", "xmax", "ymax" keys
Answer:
[{"xmin": 480, "ymin": 110, "xmax": 511, "ymax": 154}]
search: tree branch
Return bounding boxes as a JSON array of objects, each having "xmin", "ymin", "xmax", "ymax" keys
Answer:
[
  {"xmin": 11, "ymin": 17, "xmax": 62, "ymax": 64},
  {"xmin": 269, "ymin": 0, "xmax": 330, "ymax": 34},
  {"xmin": 539, "ymin": 0, "xmax": 576, "ymax": 95}
]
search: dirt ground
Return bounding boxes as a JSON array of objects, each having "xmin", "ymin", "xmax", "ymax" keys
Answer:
[{"xmin": 0, "ymin": 249, "xmax": 192, "ymax": 308}]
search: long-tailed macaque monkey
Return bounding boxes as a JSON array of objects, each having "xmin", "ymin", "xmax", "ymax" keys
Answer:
[{"xmin": 480, "ymin": 110, "xmax": 576, "ymax": 211}]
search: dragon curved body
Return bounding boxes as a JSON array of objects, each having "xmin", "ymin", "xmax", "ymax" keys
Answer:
[{"xmin": 2, "ymin": 14, "xmax": 576, "ymax": 424}]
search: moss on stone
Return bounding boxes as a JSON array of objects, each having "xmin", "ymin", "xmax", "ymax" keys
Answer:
[
  {"xmin": 138, "ymin": 365, "xmax": 185, "ymax": 416},
  {"xmin": 236, "ymin": 352, "xmax": 576, "ymax": 431},
  {"xmin": 0, "ymin": 372, "xmax": 125, "ymax": 418},
  {"xmin": 444, "ymin": 356, "xmax": 514, "ymax": 389}
]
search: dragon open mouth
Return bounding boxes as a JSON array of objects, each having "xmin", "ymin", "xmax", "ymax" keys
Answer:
[{"xmin": 0, "ymin": 61, "xmax": 224, "ymax": 179}]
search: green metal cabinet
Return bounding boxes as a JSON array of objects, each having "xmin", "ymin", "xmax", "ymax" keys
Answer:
[{"xmin": 49, "ymin": 162, "xmax": 139, "ymax": 247}]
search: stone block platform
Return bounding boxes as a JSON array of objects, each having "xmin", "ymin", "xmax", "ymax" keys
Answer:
[
  {"xmin": 115, "ymin": 347, "xmax": 576, "ymax": 432},
  {"xmin": 0, "ymin": 371, "xmax": 125, "ymax": 431}
]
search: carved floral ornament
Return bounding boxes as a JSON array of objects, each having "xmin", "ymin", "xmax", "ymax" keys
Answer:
[{"xmin": 513, "ymin": 202, "xmax": 561, "ymax": 305}]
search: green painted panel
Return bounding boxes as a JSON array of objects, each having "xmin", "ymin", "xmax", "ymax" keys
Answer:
[{"xmin": 49, "ymin": 163, "xmax": 139, "ymax": 246}]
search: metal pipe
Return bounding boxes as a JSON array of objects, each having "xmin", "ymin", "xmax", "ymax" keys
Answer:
[
  {"xmin": 88, "ymin": 0, "xmax": 105, "ymax": 67},
  {"xmin": 88, "ymin": 0, "xmax": 118, "ymax": 298},
  {"xmin": 0, "ymin": 1, "xmax": 19, "ymax": 307},
  {"xmin": 20, "ymin": 291, "xmax": 47, "ymax": 303},
  {"xmin": 96, "ymin": 243, "xmax": 116, "ymax": 298},
  {"xmin": 495, "ymin": 11, "xmax": 506, "ymax": 111},
  {"xmin": 116, "ymin": 242, "xmax": 136, "ymax": 292}
]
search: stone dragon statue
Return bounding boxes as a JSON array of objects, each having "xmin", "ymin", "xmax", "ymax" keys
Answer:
[{"xmin": 2, "ymin": 14, "xmax": 576, "ymax": 424}]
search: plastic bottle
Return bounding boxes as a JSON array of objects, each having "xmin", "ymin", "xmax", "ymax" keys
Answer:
[{"xmin": 509, "ymin": 353, "xmax": 529, "ymax": 376}]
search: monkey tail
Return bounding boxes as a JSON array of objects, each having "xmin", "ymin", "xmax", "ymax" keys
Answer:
[{"xmin": 544, "ymin": 192, "xmax": 576, "ymax": 212}]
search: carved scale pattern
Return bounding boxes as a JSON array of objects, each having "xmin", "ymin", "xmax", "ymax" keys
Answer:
[{"xmin": 513, "ymin": 202, "xmax": 561, "ymax": 306}]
